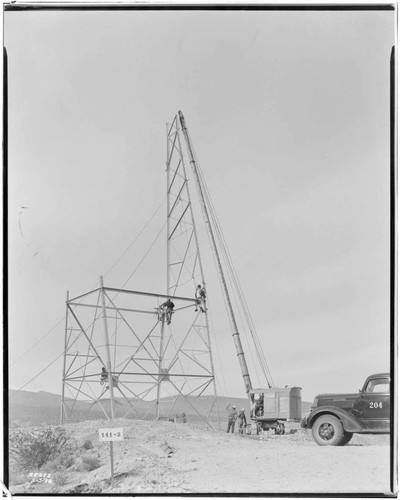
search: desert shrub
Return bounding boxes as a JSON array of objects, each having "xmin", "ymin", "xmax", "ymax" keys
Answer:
[
  {"xmin": 82, "ymin": 439, "xmax": 93, "ymax": 450},
  {"xmin": 10, "ymin": 426, "xmax": 68, "ymax": 470},
  {"xmin": 45, "ymin": 448, "xmax": 75, "ymax": 472},
  {"xmin": 52, "ymin": 470, "xmax": 69, "ymax": 488},
  {"xmin": 80, "ymin": 455, "xmax": 101, "ymax": 472}
]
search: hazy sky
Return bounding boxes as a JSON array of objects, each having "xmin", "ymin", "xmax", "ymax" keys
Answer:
[{"xmin": 5, "ymin": 7, "xmax": 394, "ymax": 402}]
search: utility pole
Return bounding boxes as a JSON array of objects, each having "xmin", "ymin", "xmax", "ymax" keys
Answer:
[{"xmin": 178, "ymin": 111, "xmax": 253, "ymax": 395}]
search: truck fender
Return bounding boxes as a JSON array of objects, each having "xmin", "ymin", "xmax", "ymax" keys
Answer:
[{"xmin": 307, "ymin": 406, "xmax": 363, "ymax": 433}]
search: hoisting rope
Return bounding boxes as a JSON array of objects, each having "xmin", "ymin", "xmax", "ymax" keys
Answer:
[
  {"xmin": 184, "ymin": 126, "xmax": 275, "ymax": 389},
  {"xmin": 10, "ymin": 317, "xmax": 65, "ymax": 367},
  {"xmin": 102, "ymin": 195, "xmax": 167, "ymax": 282},
  {"xmin": 113, "ymin": 219, "xmax": 167, "ymax": 295},
  {"xmin": 13, "ymin": 352, "xmax": 64, "ymax": 393}
]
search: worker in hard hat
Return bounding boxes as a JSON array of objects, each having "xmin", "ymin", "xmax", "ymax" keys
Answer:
[
  {"xmin": 195, "ymin": 284, "xmax": 207, "ymax": 312},
  {"xmin": 160, "ymin": 298, "xmax": 175, "ymax": 325},
  {"xmin": 237, "ymin": 408, "xmax": 247, "ymax": 434},
  {"xmin": 226, "ymin": 403, "xmax": 237, "ymax": 433}
]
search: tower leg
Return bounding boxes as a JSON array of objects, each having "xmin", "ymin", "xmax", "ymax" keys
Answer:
[
  {"xmin": 60, "ymin": 291, "xmax": 69, "ymax": 425},
  {"xmin": 156, "ymin": 317, "xmax": 165, "ymax": 420},
  {"xmin": 100, "ymin": 276, "xmax": 115, "ymax": 420}
]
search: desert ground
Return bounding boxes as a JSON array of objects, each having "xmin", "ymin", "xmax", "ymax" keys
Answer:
[{"xmin": 9, "ymin": 418, "xmax": 393, "ymax": 496}]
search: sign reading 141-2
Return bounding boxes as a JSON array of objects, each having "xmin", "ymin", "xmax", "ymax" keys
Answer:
[{"xmin": 99, "ymin": 428, "xmax": 124, "ymax": 441}]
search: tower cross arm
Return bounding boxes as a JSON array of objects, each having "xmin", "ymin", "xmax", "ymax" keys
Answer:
[{"xmin": 100, "ymin": 287, "xmax": 198, "ymax": 303}]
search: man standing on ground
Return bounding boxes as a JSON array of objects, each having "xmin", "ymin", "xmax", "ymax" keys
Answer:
[
  {"xmin": 237, "ymin": 408, "xmax": 247, "ymax": 434},
  {"xmin": 226, "ymin": 403, "xmax": 237, "ymax": 433}
]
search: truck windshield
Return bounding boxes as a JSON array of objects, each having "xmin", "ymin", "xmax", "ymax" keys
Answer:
[{"xmin": 365, "ymin": 378, "xmax": 390, "ymax": 393}]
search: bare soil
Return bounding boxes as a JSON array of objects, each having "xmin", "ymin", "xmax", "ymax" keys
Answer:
[{"xmin": 9, "ymin": 418, "xmax": 393, "ymax": 495}]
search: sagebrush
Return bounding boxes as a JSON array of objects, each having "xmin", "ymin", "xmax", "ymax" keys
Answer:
[
  {"xmin": 81, "ymin": 455, "xmax": 101, "ymax": 471},
  {"xmin": 44, "ymin": 449, "xmax": 75, "ymax": 472},
  {"xmin": 82, "ymin": 439, "xmax": 93, "ymax": 450},
  {"xmin": 10, "ymin": 426, "xmax": 68, "ymax": 470}
]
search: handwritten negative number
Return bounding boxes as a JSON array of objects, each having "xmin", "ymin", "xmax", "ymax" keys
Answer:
[{"xmin": 369, "ymin": 402, "xmax": 383, "ymax": 409}]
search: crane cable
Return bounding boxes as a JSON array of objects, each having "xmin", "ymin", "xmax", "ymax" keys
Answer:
[
  {"xmin": 198, "ymin": 164, "xmax": 274, "ymax": 387},
  {"xmin": 199, "ymin": 171, "xmax": 269, "ymax": 387},
  {"xmin": 180, "ymin": 128, "xmax": 261, "ymax": 384},
  {"xmin": 185, "ymin": 126, "xmax": 274, "ymax": 388}
]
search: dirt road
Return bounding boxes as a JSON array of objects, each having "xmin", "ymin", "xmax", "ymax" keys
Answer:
[{"xmin": 10, "ymin": 418, "xmax": 393, "ymax": 496}]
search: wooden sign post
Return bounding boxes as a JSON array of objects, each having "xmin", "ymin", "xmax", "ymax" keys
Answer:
[{"xmin": 99, "ymin": 428, "xmax": 124, "ymax": 488}]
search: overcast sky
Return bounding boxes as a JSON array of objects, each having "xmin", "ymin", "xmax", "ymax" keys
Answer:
[{"xmin": 5, "ymin": 7, "xmax": 394, "ymax": 402}]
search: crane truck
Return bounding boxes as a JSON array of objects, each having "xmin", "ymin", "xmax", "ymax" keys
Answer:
[{"xmin": 179, "ymin": 111, "xmax": 302, "ymax": 435}]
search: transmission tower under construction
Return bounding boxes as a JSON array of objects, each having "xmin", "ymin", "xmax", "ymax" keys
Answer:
[{"xmin": 60, "ymin": 113, "xmax": 220, "ymax": 428}]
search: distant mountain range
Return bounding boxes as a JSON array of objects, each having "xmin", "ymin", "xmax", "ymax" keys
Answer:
[
  {"xmin": 9, "ymin": 389, "xmax": 68, "ymax": 408},
  {"xmin": 8, "ymin": 389, "xmax": 312, "ymax": 428}
]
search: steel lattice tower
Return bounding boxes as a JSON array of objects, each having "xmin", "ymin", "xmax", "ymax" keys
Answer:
[{"xmin": 60, "ymin": 114, "xmax": 219, "ymax": 428}]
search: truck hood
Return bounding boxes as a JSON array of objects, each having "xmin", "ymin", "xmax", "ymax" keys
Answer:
[{"xmin": 315, "ymin": 393, "xmax": 360, "ymax": 409}]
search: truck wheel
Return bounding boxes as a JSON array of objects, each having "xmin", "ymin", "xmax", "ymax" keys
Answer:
[
  {"xmin": 339, "ymin": 431, "xmax": 353, "ymax": 446},
  {"xmin": 312, "ymin": 415, "xmax": 344, "ymax": 446}
]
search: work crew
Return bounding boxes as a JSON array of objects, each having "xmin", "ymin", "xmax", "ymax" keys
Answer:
[
  {"xmin": 195, "ymin": 284, "xmax": 207, "ymax": 312},
  {"xmin": 237, "ymin": 408, "xmax": 247, "ymax": 434},
  {"xmin": 226, "ymin": 403, "xmax": 237, "ymax": 433},
  {"xmin": 160, "ymin": 299, "xmax": 175, "ymax": 325}
]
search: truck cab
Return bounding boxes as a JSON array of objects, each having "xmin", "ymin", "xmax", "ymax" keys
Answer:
[{"xmin": 303, "ymin": 373, "xmax": 390, "ymax": 446}]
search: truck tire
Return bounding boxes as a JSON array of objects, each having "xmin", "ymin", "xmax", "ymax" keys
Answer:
[
  {"xmin": 339, "ymin": 431, "xmax": 353, "ymax": 446},
  {"xmin": 312, "ymin": 414, "xmax": 344, "ymax": 446}
]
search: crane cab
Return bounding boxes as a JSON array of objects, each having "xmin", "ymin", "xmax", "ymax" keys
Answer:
[{"xmin": 249, "ymin": 387, "xmax": 302, "ymax": 435}]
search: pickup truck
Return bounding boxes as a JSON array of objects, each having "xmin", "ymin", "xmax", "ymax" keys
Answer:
[{"xmin": 302, "ymin": 373, "xmax": 390, "ymax": 446}]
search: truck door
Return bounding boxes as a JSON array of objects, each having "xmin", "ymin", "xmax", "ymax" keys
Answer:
[{"xmin": 353, "ymin": 376, "xmax": 390, "ymax": 432}]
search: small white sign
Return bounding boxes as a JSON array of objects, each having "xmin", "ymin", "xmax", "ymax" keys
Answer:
[{"xmin": 99, "ymin": 428, "xmax": 124, "ymax": 441}]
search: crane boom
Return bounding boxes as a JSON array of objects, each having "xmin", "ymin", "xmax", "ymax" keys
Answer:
[{"xmin": 178, "ymin": 110, "xmax": 253, "ymax": 395}]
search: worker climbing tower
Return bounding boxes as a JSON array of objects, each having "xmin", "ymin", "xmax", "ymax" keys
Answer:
[{"xmin": 60, "ymin": 114, "xmax": 219, "ymax": 427}]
